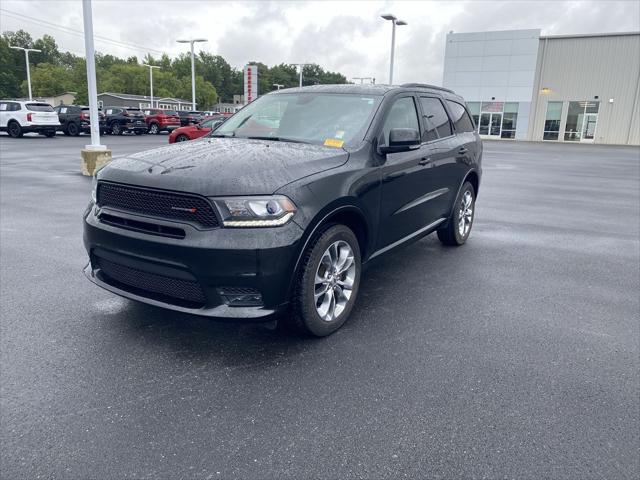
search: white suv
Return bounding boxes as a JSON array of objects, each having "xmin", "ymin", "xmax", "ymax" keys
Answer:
[{"xmin": 0, "ymin": 100, "xmax": 60, "ymax": 138}]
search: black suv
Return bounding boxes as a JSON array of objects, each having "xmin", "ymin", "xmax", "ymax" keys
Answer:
[
  {"xmin": 104, "ymin": 107, "xmax": 147, "ymax": 135},
  {"xmin": 84, "ymin": 84, "xmax": 482, "ymax": 336},
  {"xmin": 177, "ymin": 110, "xmax": 203, "ymax": 126},
  {"xmin": 54, "ymin": 104, "xmax": 106, "ymax": 136}
]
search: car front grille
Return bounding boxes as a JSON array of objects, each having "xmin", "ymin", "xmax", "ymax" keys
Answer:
[
  {"xmin": 97, "ymin": 182, "xmax": 219, "ymax": 228},
  {"xmin": 94, "ymin": 255, "xmax": 206, "ymax": 307}
]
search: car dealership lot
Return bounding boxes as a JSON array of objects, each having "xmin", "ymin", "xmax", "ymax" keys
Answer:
[{"xmin": 1, "ymin": 135, "xmax": 638, "ymax": 478}]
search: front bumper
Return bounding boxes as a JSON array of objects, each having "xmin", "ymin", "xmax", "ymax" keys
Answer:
[{"xmin": 83, "ymin": 204, "xmax": 304, "ymax": 319}]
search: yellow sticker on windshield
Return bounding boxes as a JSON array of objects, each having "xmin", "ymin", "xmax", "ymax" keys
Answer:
[{"xmin": 324, "ymin": 138, "xmax": 344, "ymax": 148}]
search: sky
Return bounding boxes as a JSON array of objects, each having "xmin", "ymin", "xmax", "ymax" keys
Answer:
[{"xmin": 1, "ymin": 0, "xmax": 639, "ymax": 86}]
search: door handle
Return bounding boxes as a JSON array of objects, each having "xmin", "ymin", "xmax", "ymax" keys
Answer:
[
  {"xmin": 418, "ymin": 157, "xmax": 431, "ymax": 166},
  {"xmin": 458, "ymin": 147, "xmax": 468, "ymax": 155}
]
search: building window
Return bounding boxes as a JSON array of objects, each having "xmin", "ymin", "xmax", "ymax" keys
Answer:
[
  {"xmin": 543, "ymin": 102, "xmax": 562, "ymax": 140},
  {"xmin": 564, "ymin": 101, "xmax": 599, "ymax": 142},
  {"xmin": 466, "ymin": 102, "xmax": 480, "ymax": 127},
  {"xmin": 501, "ymin": 102, "xmax": 518, "ymax": 139}
]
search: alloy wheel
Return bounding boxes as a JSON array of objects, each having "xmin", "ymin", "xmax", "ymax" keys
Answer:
[
  {"xmin": 314, "ymin": 240, "xmax": 356, "ymax": 322},
  {"xmin": 458, "ymin": 190, "xmax": 474, "ymax": 238}
]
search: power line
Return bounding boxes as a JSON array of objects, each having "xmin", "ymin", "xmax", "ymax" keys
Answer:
[{"xmin": 0, "ymin": 8, "xmax": 166, "ymax": 56}]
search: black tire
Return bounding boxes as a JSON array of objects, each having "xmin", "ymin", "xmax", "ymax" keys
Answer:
[
  {"xmin": 7, "ymin": 121, "xmax": 22, "ymax": 138},
  {"xmin": 111, "ymin": 122, "xmax": 122, "ymax": 135},
  {"xmin": 67, "ymin": 122, "xmax": 79, "ymax": 136},
  {"xmin": 44, "ymin": 130, "xmax": 56, "ymax": 138},
  {"xmin": 62, "ymin": 125, "xmax": 71, "ymax": 136},
  {"xmin": 288, "ymin": 224, "xmax": 361, "ymax": 337},
  {"xmin": 148, "ymin": 123, "xmax": 159, "ymax": 134},
  {"xmin": 175, "ymin": 134, "xmax": 189, "ymax": 142},
  {"xmin": 437, "ymin": 181, "xmax": 476, "ymax": 246}
]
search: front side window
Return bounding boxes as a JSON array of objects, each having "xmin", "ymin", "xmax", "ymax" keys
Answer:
[
  {"xmin": 419, "ymin": 97, "xmax": 452, "ymax": 141},
  {"xmin": 215, "ymin": 93, "xmax": 382, "ymax": 147},
  {"xmin": 446, "ymin": 100, "xmax": 475, "ymax": 134},
  {"xmin": 381, "ymin": 96, "xmax": 420, "ymax": 145}
]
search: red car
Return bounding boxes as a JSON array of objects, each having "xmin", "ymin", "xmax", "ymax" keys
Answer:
[
  {"xmin": 168, "ymin": 116, "xmax": 227, "ymax": 143},
  {"xmin": 143, "ymin": 108, "xmax": 181, "ymax": 134}
]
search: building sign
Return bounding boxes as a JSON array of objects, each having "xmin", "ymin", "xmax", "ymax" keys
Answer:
[
  {"xmin": 243, "ymin": 65, "xmax": 258, "ymax": 105},
  {"xmin": 480, "ymin": 101, "xmax": 504, "ymax": 113}
]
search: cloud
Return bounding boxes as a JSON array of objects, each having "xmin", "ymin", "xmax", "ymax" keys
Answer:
[{"xmin": 1, "ymin": 0, "xmax": 638, "ymax": 87}]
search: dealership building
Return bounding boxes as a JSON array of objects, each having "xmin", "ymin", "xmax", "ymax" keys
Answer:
[{"xmin": 443, "ymin": 29, "xmax": 640, "ymax": 145}]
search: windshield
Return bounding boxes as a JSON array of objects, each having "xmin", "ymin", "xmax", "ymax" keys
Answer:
[
  {"xmin": 214, "ymin": 93, "xmax": 381, "ymax": 146},
  {"xmin": 26, "ymin": 103, "xmax": 54, "ymax": 112}
]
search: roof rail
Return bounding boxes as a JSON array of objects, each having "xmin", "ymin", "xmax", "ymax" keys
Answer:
[{"xmin": 400, "ymin": 83, "xmax": 455, "ymax": 93}]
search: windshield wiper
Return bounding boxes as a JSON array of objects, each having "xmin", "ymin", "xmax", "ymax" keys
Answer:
[{"xmin": 245, "ymin": 136, "xmax": 310, "ymax": 144}]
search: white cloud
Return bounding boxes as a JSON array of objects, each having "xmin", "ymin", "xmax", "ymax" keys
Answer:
[{"xmin": 1, "ymin": 0, "xmax": 638, "ymax": 87}]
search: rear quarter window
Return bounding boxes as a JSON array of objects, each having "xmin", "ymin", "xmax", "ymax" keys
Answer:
[{"xmin": 446, "ymin": 100, "xmax": 475, "ymax": 133}]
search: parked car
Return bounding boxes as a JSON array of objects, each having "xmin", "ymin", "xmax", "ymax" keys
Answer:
[
  {"xmin": 84, "ymin": 84, "xmax": 481, "ymax": 336},
  {"xmin": 177, "ymin": 110, "xmax": 203, "ymax": 126},
  {"xmin": 54, "ymin": 104, "xmax": 106, "ymax": 136},
  {"xmin": 0, "ymin": 100, "xmax": 59, "ymax": 138},
  {"xmin": 104, "ymin": 107, "xmax": 147, "ymax": 135},
  {"xmin": 168, "ymin": 116, "xmax": 227, "ymax": 143},
  {"xmin": 143, "ymin": 108, "xmax": 181, "ymax": 134}
]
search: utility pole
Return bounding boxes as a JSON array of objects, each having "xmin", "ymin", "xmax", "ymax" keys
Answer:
[
  {"xmin": 176, "ymin": 38, "xmax": 207, "ymax": 110},
  {"xmin": 143, "ymin": 63, "xmax": 160, "ymax": 108},
  {"xmin": 292, "ymin": 63, "xmax": 310, "ymax": 88},
  {"xmin": 10, "ymin": 46, "xmax": 41, "ymax": 100}
]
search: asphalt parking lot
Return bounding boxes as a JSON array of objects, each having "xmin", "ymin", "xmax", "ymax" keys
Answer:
[{"xmin": 1, "ymin": 133, "xmax": 638, "ymax": 479}]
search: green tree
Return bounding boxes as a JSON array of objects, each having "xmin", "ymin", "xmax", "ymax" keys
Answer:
[{"xmin": 27, "ymin": 63, "xmax": 73, "ymax": 97}]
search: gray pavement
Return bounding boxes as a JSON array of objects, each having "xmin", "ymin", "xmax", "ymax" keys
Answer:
[{"xmin": 1, "ymin": 132, "xmax": 639, "ymax": 479}]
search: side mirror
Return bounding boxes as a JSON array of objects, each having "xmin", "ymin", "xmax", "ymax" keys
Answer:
[{"xmin": 379, "ymin": 128, "xmax": 420, "ymax": 154}]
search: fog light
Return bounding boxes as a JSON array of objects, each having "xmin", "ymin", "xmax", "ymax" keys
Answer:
[{"xmin": 218, "ymin": 287, "xmax": 263, "ymax": 307}]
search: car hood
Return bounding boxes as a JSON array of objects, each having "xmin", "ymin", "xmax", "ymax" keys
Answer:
[{"xmin": 98, "ymin": 137, "xmax": 349, "ymax": 196}]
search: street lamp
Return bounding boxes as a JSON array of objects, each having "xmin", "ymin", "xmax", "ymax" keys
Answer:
[
  {"xmin": 143, "ymin": 63, "xmax": 160, "ymax": 108},
  {"xmin": 10, "ymin": 46, "xmax": 41, "ymax": 100},
  {"xmin": 292, "ymin": 63, "xmax": 311, "ymax": 88},
  {"xmin": 176, "ymin": 38, "xmax": 207, "ymax": 110},
  {"xmin": 381, "ymin": 14, "xmax": 407, "ymax": 85},
  {"xmin": 273, "ymin": 83, "xmax": 284, "ymax": 90}
]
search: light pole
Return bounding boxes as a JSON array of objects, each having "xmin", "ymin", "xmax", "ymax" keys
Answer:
[
  {"xmin": 381, "ymin": 14, "xmax": 407, "ymax": 85},
  {"xmin": 292, "ymin": 63, "xmax": 310, "ymax": 88},
  {"xmin": 143, "ymin": 63, "xmax": 160, "ymax": 108},
  {"xmin": 10, "ymin": 46, "xmax": 41, "ymax": 100},
  {"xmin": 176, "ymin": 38, "xmax": 207, "ymax": 110},
  {"xmin": 81, "ymin": 0, "xmax": 104, "ymax": 151},
  {"xmin": 273, "ymin": 83, "xmax": 284, "ymax": 90}
]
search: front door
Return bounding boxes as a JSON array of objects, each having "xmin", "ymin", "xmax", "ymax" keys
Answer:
[
  {"xmin": 377, "ymin": 95, "xmax": 434, "ymax": 249},
  {"xmin": 581, "ymin": 113, "xmax": 597, "ymax": 142},
  {"xmin": 479, "ymin": 112, "xmax": 502, "ymax": 137}
]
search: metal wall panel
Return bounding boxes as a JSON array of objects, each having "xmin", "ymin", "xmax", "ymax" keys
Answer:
[{"xmin": 529, "ymin": 33, "xmax": 640, "ymax": 145}]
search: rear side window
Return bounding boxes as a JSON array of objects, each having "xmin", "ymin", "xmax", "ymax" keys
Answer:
[
  {"xmin": 446, "ymin": 100, "xmax": 475, "ymax": 133},
  {"xmin": 419, "ymin": 97, "xmax": 452, "ymax": 140},
  {"xmin": 381, "ymin": 97, "xmax": 420, "ymax": 145},
  {"xmin": 26, "ymin": 103, "xmax": 54, "ymax": 112}
]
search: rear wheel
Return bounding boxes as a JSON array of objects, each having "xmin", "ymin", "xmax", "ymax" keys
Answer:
[
  {"xmin": 175, "ymin": 134, "xmax": 189, "ymax": 142},
  {"xmin": 288, "ymin": 224, "xmax": 361, "ymax": 337},
  {"xmin": 110, "ymin": 122, "xmax": 122, "ymax": 135},
  {"xmin": 67, "ymin": 122, "xmax": 79, "ymax": 136},
  {"xmin": 43, "ymin": 130, "xmax": 56, "ymax": 138},
  {"xmin": 7, "ymin": 121, "xmax": 22, "ymax": 138},
  {"xmin": 148, "ymin": 123, "xmax": 159, "ymax": 134},
  {"xmin": 437, "ymin": 181, "xmax": 476, "ymax": 246}
]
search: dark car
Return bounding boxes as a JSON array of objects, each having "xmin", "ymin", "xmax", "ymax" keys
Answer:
[
  {"xmin": 104, "ymin": 107, "xmax": 147, "ymax": 135},
  {"xmin": 54, "ymin": 104, "xmax": 106, "ymax": 136},
  {"xmin": 143, "ymin": 108, "xmax": 181, "ymax": 134},
  {"xmin": 177, "ymin": 110, "xmax": 203, "ymax": 126},
  {"xmin": 168, "ymin": 116, "xmax": 227, "ymax": 143},
  {"xmin": 84, "ymin": 84, "xmax": 482, "ymax": 336}
]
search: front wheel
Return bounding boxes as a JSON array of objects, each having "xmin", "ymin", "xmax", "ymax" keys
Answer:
[
  {"xmin": 148, "ymin": 123, "xmax": 159, "ymax": 134},
  {"xmin": 175, "ymin": 134, "xmax": 189, "ymax": 142},
  {"xmin": 110, "ymin": 122, "xmax": 122, "ymax": 135},
  {"xmin": 437, "ymin": 181, "xmax": 476, "ymax": 246},
  {"xmin": 289, "ymin": 224, "xmax": 361, "ymax": 337}
]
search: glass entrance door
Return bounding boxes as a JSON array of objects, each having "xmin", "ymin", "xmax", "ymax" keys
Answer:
[
  {"xmin": 582, "ymin": 113, "xmax": 597, "ymax": 142},
  {"xmin": 478, "ymin": 112, "xmax": 501, "ymax": 137}
]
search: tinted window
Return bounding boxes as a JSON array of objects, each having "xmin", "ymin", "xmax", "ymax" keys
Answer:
[
  {"xmin": 419, "ymin": 97, "xmax": 452, "ymax": 139},
  {"xmin": 446, "ymin": 100, "xmax": 475, "ymax": 133},
  {"xmin": 26, "ymin": 103, "xmax": 54, "ymax": 112},
  {"xmin": 163, "ymin": 110, "xmax": 178, "ymax": 116},
  {"xmin": 381, "ymin": 97, "xmax": 420, "ymax": 145}
]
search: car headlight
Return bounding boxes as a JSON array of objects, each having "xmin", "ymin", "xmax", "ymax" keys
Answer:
[{"xmin": 212, "ymin": 196, "xmax": 297, "ymax": 227}]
